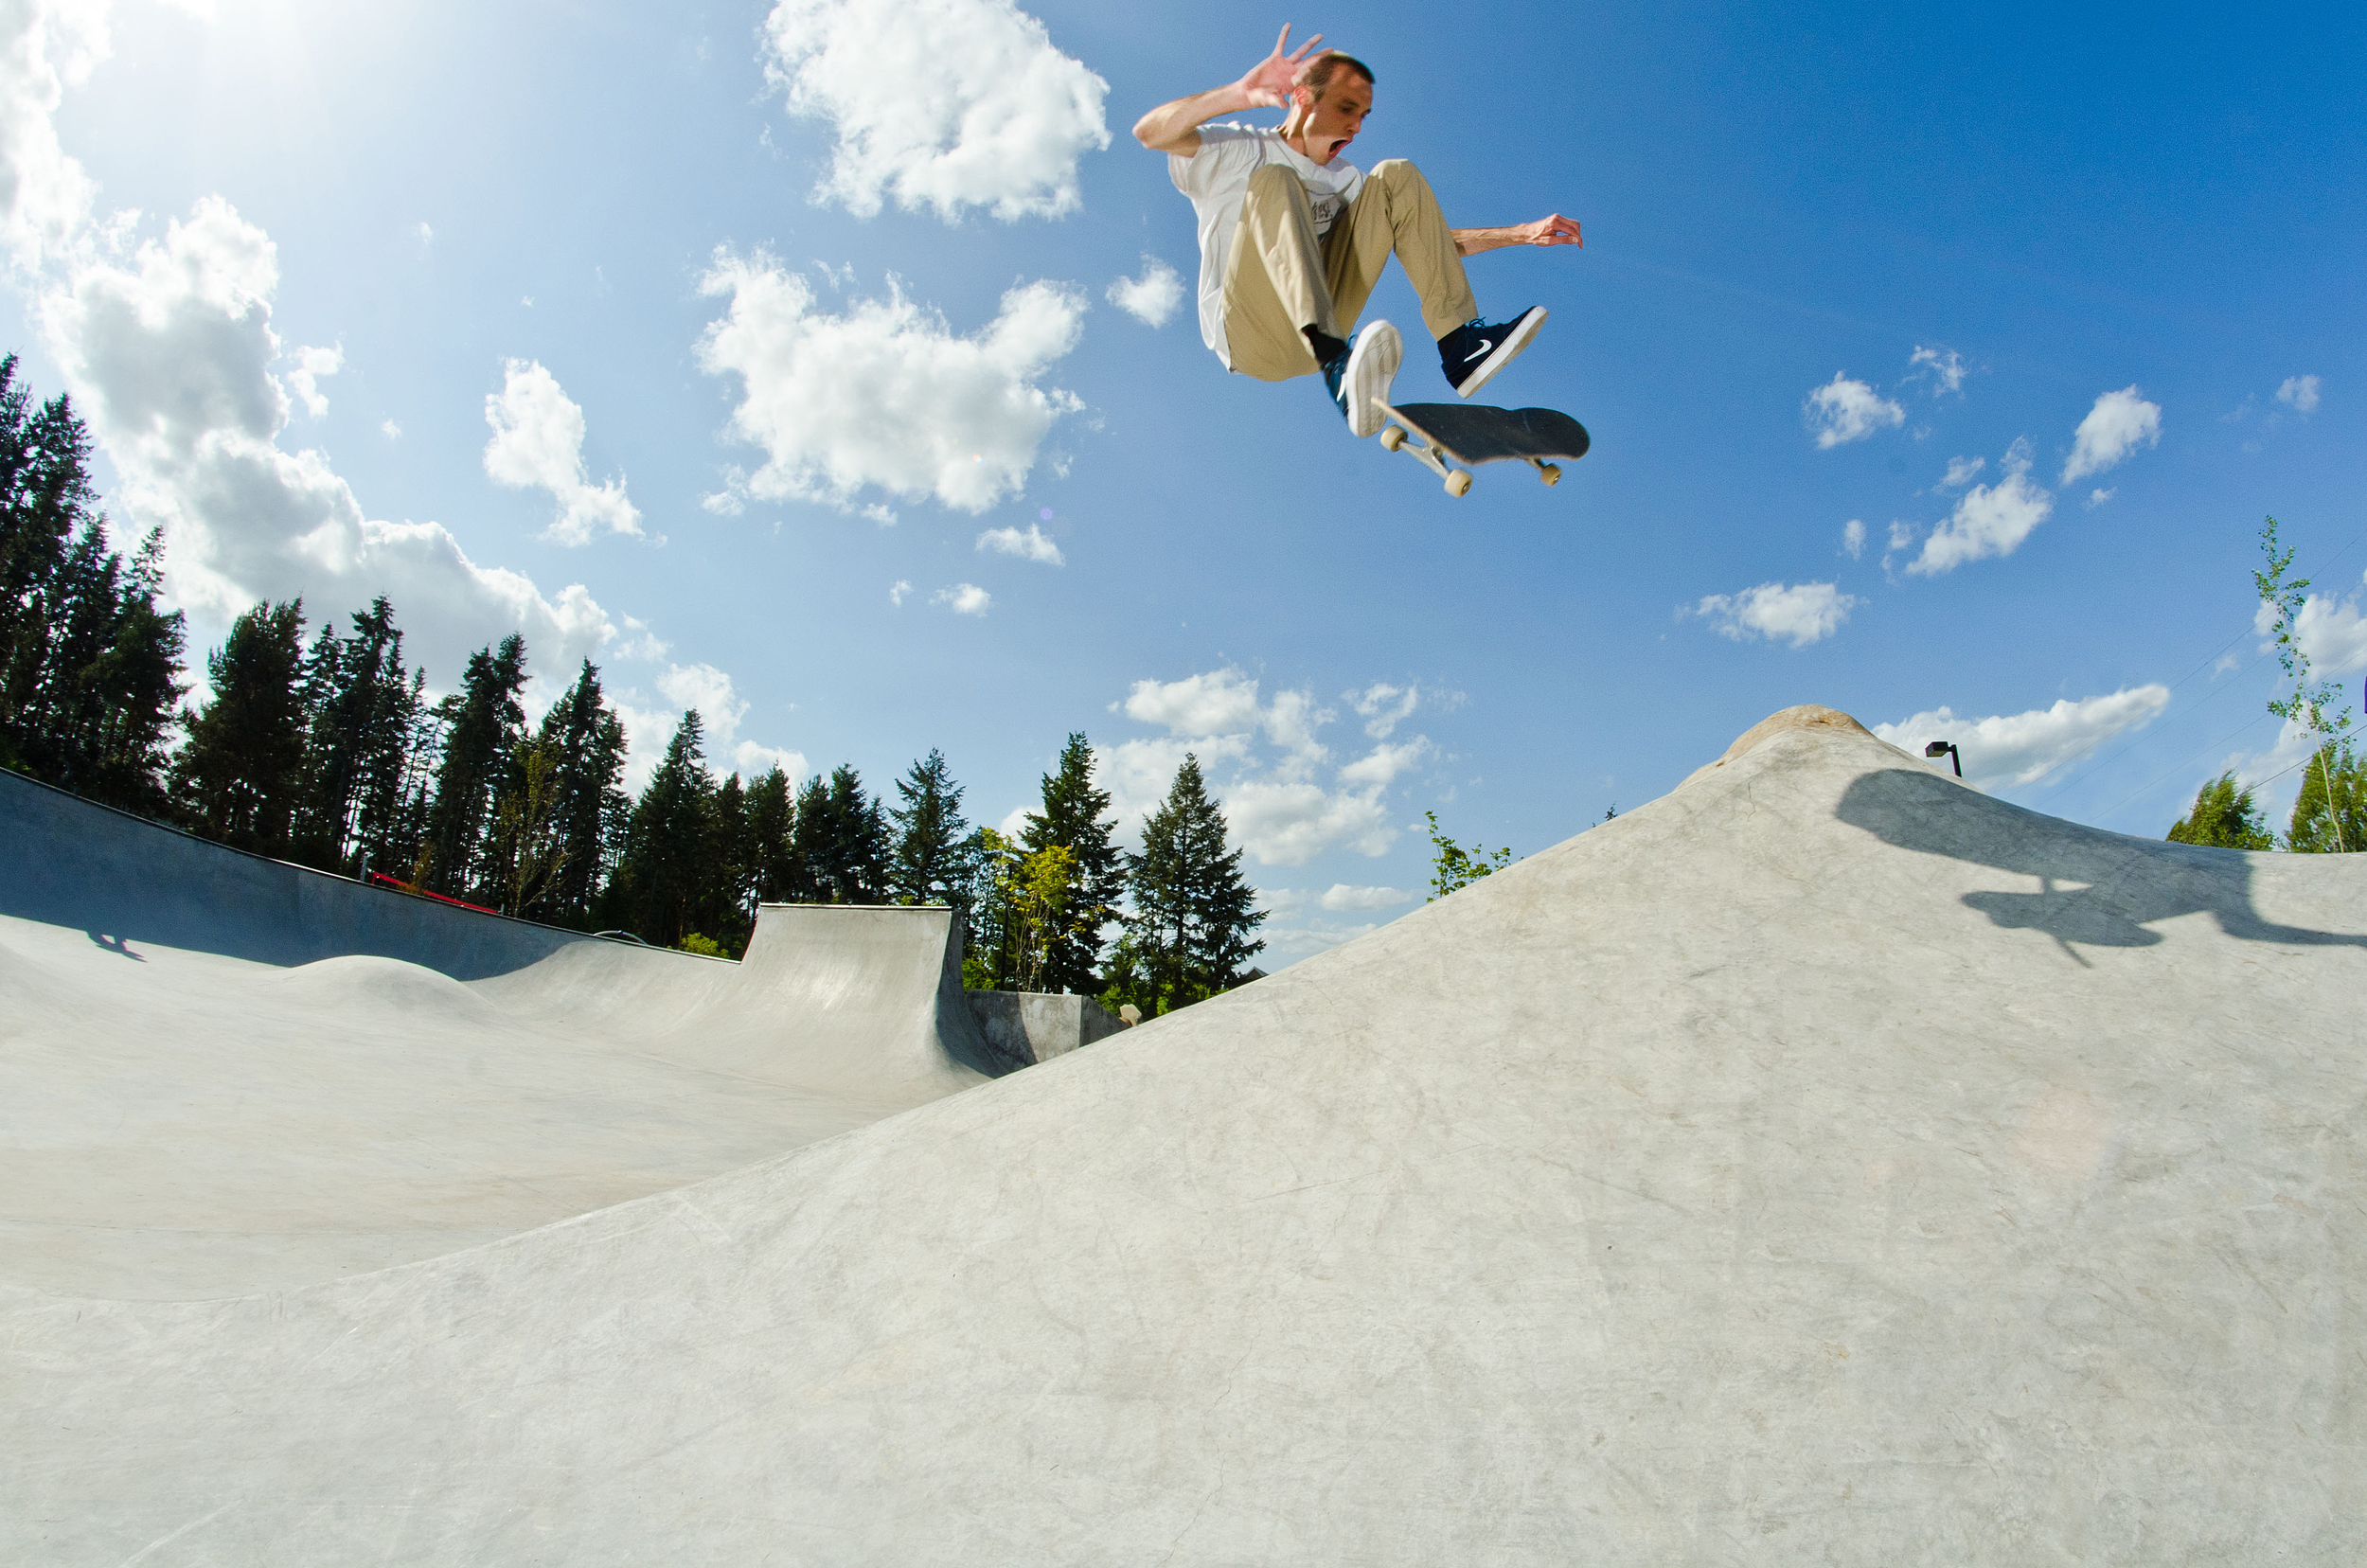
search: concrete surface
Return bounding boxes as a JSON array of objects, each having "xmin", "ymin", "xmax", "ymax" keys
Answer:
[
  {"xmin": 966, "ymin": 989, "xmax": 1130, "ymax": 1063},
  {"xmin": 0, "ymin": 769, "xmax": 1000, "ymax": 1299},
  {"xmin": 6, "ymin": 710, "xmax": 2365, "ymax": 1563}
]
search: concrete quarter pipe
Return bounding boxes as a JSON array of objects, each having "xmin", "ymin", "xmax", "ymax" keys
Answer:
[{"xmin": 4, "ymin": 708, "xmax": 2363, "ymax": 1563}]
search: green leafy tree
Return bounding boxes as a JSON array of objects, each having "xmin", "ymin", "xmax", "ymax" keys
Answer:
[
  {"xmin": 1126, "ymin": 754, "xmax": 1265, "ymax": 1015},
  {"xmin": 888, "ymin": 748, "xmax": 974, "ymax": 905},
  {"xmin": 487, "ymin": 734, "xmax": 569, "ymax": 918},
  {"xmin": 172, "ymin": 598, "xmax": 309, "ymax": 854},
  {"xmin": 1020, "ymin": 732, "xmax": 1126, "ymax": 994},
  {"xmin": 2255, "ymin": 515, "xmax": 2357, "ymax": 852},
  {"xmin": 2166, "ymin": 772, "xmax": 2275, "ymax": 850},
  {"xmin": 1424, "ymin": 810, "xmax": 1513, "ymax": 900},
  {"xmin": 2287, "ymin": 744, "xmax": 2367, "ymax": 854},
  {"xmin": 611, "ymin": 709, "xmax": 719, "ymax": 946}
]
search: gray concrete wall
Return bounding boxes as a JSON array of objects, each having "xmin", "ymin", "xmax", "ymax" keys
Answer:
[
  {"xmin": 0, "ymin": 765, "xmax": 604, "ymax": 977},
  {"xmin": 964, "ymin": 989, "xmax": 1129, "ymax": 1065}
]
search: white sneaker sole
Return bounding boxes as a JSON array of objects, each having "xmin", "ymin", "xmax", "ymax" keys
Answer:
[
  {"xmin": 1453, "ymin": 307, "xmax": 1546, "ymax": 400},
  {"xmin": 1342, "ymin": 320, "xmax": 1403, "ymax": 438}
]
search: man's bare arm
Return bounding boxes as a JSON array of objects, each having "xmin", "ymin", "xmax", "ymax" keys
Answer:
[
  {"xmin": 1453, "ymin": 214, "xmax": 1583, "ymax": 256},
  {"xmin": 1133, "ymin": 24, "xmax": 1323, "ymax": 155}
]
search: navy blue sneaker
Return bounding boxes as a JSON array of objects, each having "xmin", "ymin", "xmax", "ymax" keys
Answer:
[
  {"xmin": 1320, "ymin": 319, "xmax": 1403, "ymax": 437},
  {"xmin": 1439, "ymin": 307, "xmax": 1546, "ymax": 399}
]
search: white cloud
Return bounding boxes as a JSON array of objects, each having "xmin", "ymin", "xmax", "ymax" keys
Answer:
[
  {"xmin": 696, "ymin": 251, "xmax": 1084, "ymax": 515},
  {"xmin": 728, "ymin": 740, "xmax": 808, "ymax": 781},
  {"xmin": 933, "ymin": 581, "xmax": 990, "ymax": 615},
  {"xmin": 1842, "ymin": 519, "xmax": 1865, "ymax": 560},
  {"xmin": 1904, "ymin": 438, "xmax": 2054, "ymax": 577},
  {"xmin": 654, "ymin": 661, "xmax": 749, "ymax": 740},
  {"xmin": 2277, "ymin": 375, "xmax": 2321, "ymax": 416},
  {"xmin": 413, "ymin": 221, "xmax": 433, "ymax": 250},
  {"xmin": 282, "ymin": 342, "xmax": 341, "ymax": 418},
  {"xmin": 0, "ymin": 0, "xmax": 105, "ymax": 271},
  {"xmin": 482, "ymin": 358, "xmax": 644, "ymax": 544},
  {"xmin": 760, "ymin": 0, "xmax": 1110, "ymax": 223},
  {"xmin": 1346, "ymin": 681, "xmax": 1419, "ymax": 738},
  {"xmin": 1107, "ymin": 255, "xmax": 1183, "ymax": 327},
  {"xmin": 1319, "ymin": 883, "xmax": 1415, "ymax": 912},
  {"xmin": 380, "ymin": 418, "xmax": 400, "ymax": 439},
  {"xmin": 976, "ymin": 522, "xmax": 1063, "ymax": 564},
  {"xmin": 2269, "ymin": 573, "xmax": 2367, "ymax": 675},
  {"xmin": 1122, "ymin": 666, "xmax": 1262, "ymax": 738},
  {"xmin": 1805, "ymin": 372, "xmax": 1904, "ymax": 448},
  {"xmin": 888, "ymin": 578, "xmax": 912, "ymax": 606},
  {"xmin": 1887, "ymin": 520, "xmax": 1915, "ymax": 553},
  {"xmin": 1104, "ymin": 666, "xmax": 1436, "ymax": 865},
  {"xmin": 1908, "ymin": 345, "xmax": 1967, "ymax": 396},
  {"xmin": 1694, "ymin": 580, "xmax": 1859, "ymax": 648},
  {"xmin": 1871, "ymin": 686, "xmax": 2170, "ymax": 791},
  {"xmin": 2061, "ymin": 385, "xmax": 2162, "ymax": 484},
  {"xmin": 2087, "ymin": 487, "xmax": 2114, "ymax": 508},
  {"xmin": 39, "ymin": 195, "xmax": 616, "ymax": 681},
  {"xmin": 1939, "ymin": 454, "xmax": 1984, "ymax": 488}
]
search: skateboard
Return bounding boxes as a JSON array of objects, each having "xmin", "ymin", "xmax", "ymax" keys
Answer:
[{"xmin": 1375, "ymin": 402, "xmax": 1590, "ymax": 496}]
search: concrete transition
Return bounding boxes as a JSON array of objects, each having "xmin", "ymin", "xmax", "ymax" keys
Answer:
[
  {"xmin": 0, "ymin": 768, "xmax": 1006, "ymax": 1300},
  {"xmin": 967, "ymin": 988, "xmax": 1130, "ymax": 1065},
  {"xmin": 5, "ymin": 709, "xmax": 2364, "ymax": 1563}
]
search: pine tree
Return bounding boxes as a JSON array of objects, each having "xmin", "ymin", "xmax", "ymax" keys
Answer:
[
  {"xmin": 422, "ymin": 633, "xmax": 528, "ymax": 900},
  {"xmin": 613, "ymin": 710, "xmax": 718, "ymax": 947},
  {"xmin": 295, "ymin": 597, "xmax": 430, "ymax": 876},
  {"xmin": 703, "ymin": 770, "xmax": 755, "ymax": 952},
  {"xmin": 0, "ymin": 360, "xmax": 186, "ymax": 810},
  {"xmin": 2287, "ymin": 743, "xmax": 2365, "ymax": 854},
  {"xmin": 792, "ymin": 763, "xmax": 890, "ymax": 903},
  {"xmin": 742, "ymin": 765, "xmax": 800, "ymax": 903},
  {"xmin": 888, "ymin": 748, "xmax": 974, "ymax": 905},
  {"xmin": 172, "ymin": 598, "xmax": 309, "ymax": 854},
  {"xmin": 529, "ymin": 659, "xmax": 630, "ymax": 926},
  {"xmin": 1127, "ymin": 754, "xmax": 1265, "ymax": 1014},
  {"xmin": 1020, "ymin": 732, "xmax": 1125, "ymax": 993},
  {"xmin": 2166, "ymin": 772, "xmax": 2275, "ymax": 850}
]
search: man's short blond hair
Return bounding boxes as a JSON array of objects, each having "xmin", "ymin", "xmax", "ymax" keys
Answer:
[{"xmin": 1301, "ymin": 50, "xmax": 1375, "ymax": 97}]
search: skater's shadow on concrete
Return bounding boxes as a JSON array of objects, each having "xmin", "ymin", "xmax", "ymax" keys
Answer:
[
  {"xmin": 1836, "ymin": 768, "xmax": 2367, "ymax": 960},
  {"xmin": 86, "ymin": 931, "xmax": 143, "ymax": 960}
]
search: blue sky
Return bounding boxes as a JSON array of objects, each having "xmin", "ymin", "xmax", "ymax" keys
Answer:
[{"xmin": 4, "ymin": 0, "xmax": 2360, "ymax": 962}]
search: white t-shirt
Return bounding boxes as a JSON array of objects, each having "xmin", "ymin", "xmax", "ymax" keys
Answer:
[{"xmin": 1169, "ymin": 124, "xmax": 1365, "ymax": 368}]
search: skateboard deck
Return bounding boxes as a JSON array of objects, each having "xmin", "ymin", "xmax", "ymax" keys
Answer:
[{"xmin": 1375, "ymin": 402, "xmax": 1590, "ymax": 495}]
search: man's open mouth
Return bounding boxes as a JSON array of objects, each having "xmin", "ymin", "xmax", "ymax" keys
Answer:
[{"xmin": 1327, "ymin": 137, "xmax": 1351, "ymax": 157}]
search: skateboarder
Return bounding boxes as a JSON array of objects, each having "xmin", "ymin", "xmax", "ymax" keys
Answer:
[{"xmin": 1134, "ymin": 26, "xmax": 1581, "ymax": 438}]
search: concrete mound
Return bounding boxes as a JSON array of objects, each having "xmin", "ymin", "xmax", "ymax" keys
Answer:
[{"xmin": 6, "ymin": 716, "xmax": 2365, "ymax": 1564}]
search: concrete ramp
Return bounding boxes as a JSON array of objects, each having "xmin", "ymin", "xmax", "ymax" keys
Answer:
[
  {"xmin": 6, "ymin": 711, "xmax": 2365, "ymax": 1563},
  {"xmin": 0, "ymin": 771, "xmax": 997, "ymax": 1301}
]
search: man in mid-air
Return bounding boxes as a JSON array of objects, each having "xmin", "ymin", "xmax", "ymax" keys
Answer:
[{"xmin": 1134, "ymin": 26, "xmax": 1582, "ymax": 437}]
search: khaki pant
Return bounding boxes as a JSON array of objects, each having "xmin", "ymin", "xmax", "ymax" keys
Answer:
[{"xmin": 1220, "ymin": 158, "xmax": 1479, "ymax": 382}]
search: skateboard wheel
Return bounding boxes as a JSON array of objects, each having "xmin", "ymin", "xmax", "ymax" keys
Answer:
[
  {"xmin": 1445, "ymin": 471, "xmax": 1473, "ymax": 497},
  {"xmin": 1379, "ymin": 425, "xmax": 1406, "ymax": 451},
  {"xmin": 1538, "ymin": 463, "xmax": 1561, "ymax": 486}
]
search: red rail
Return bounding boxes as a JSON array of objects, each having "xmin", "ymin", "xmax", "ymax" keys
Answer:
[{"xmin": 366, "ymin": 871, "xmax": 498, "ymax": 915}]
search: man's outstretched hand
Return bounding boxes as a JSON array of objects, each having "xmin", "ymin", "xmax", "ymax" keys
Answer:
[
  {"xmin": 1237, "ymin": 24, "xmax": 1325, "ymax": 109},
  {"xmin": 1453, "ymin": 214, "xmax": 1584, "ymax": 256}
]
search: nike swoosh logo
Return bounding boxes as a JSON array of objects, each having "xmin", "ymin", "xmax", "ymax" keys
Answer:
[{"xmin": 1462, "ymin": 339, "xmax": 1493, "ymax": 362}]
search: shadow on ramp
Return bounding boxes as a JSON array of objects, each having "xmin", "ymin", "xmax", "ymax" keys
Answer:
[{"xmin": 1836, "ymin": 765, "xmax": 2367, "ymax": 954}]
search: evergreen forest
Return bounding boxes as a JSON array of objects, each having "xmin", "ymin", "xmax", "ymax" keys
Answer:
[{"xmin": 0, "ymin": 357, "xmax": 1260, "ymax": 1017}]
